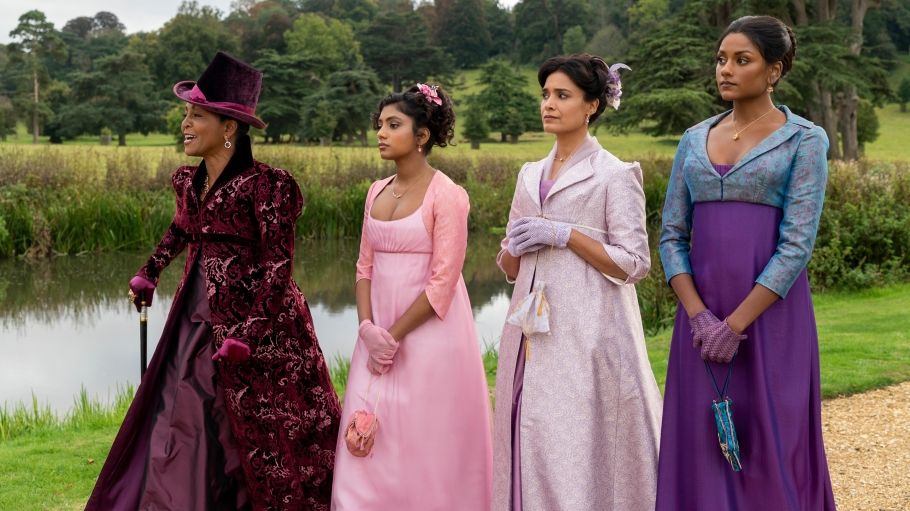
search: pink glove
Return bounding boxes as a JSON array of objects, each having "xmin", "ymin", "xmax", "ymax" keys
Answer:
[
  {"xmin": 507, "ymin": 216, "xmax": 572, "ymax": 257},
  {"xmin": 212, "ymin": 338, "xmax": 251, "ymax": 362},
  {"xmin": 359, "ymin": 320, "xmax": 399, "ymax": 375},
  {"xmin": 701, "ymin": 319, "xmax": 747, "ymax": 363},
  {"xmin": 129, "ymin": 275, "xmax": 156, "ymax": 312},
  {"xmin": 689, "ymin": 309, "xmax": 720, "ymax": 347}
]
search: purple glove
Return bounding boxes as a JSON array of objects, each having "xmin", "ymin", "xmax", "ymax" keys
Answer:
[
  {"xmin": 359, "ymin": 320, "xmax": 399, "ymax": 375},
  {"xmin": 507, "ymin": 216, "xmax": 572, "ymax": 257},
  {"xmin": 701, "ymin": 319, "xmax": 747, "ymax": 363},
  {"xmin": 689, "ymin": 309, "xmax": 720, "ymax": 347},
  {"xmin": 212, "ymin": 338, "xmax": 251, "ymax": 362},
  {"xmin": 129, "ymin": 275, "xmax": 156, "ymax": 312}
]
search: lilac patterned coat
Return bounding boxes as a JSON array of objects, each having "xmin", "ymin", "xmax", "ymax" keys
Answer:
[
  {"xmin": 660, "ymin": 106, "xmax": 829, "ymax": 297},
  {"xmin": 86, "ymin": 137, "xmax": 341, "ymax": 511}
]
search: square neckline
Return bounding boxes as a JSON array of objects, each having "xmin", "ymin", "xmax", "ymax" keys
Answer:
[{"xmin": 368, "ymin": 170, "xmax": 438, "ymax": 222}]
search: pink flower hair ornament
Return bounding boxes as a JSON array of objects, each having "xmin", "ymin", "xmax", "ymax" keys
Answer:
[{"xmin": 416, "ymin": 83, "xmax": 442, "ymax": 106}]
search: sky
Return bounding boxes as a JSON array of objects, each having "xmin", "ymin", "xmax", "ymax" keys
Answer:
[
  {"xmin": 1, "ymin": 0, "xmax": 521, "ymax": 45},
  {"xmin": 1, "ymin": 0, "xmax": 235, "ymax": 44}
]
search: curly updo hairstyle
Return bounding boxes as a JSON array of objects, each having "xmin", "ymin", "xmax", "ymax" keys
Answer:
[
  {"xmin": 370, "ymin": 84, "xmax": 456, "ymax": 156},
  {"xmin": 538, "ymin": 54, "xmax": 620, "ymax": 124},
  {"xmin": 717, "ymin": 15, "xmax": 797, "ymax": 86}
]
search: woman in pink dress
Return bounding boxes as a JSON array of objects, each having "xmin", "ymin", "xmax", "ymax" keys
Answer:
[{"xmin": 331, "ymin": 84, "xmax": 493, "ymax": 510}]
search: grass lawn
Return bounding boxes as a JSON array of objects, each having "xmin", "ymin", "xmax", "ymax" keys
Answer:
[
  {"xmin": 864, "ymin": 103, "xmax": 910, "ymax": 161},
  {"xmin": 3, "ymin": 284, "xmax": 910, "ymax": 508},
  {"xmin": 0, "ymin": 426, "xmax": 119, "ymax": 510}
]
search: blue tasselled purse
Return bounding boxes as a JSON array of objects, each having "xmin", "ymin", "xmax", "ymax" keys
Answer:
[{"xmin": 704, "ymin": 356, "xmax": 742, "ymax": 472}]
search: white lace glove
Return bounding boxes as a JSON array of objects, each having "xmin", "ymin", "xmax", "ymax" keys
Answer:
[{"xmin": 507, "ymin": 216, "xmax": 572, "ymax": 257}]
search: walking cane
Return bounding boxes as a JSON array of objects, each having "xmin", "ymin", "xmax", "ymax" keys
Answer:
[{"xmin": 139, "ymin": 290, "xmax": 148, "ymax": 378}]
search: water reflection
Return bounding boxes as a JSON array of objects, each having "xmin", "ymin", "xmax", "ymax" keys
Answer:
[{"xmin": 0, "ymin": 236, "xmax": 513, "ymax": 411}]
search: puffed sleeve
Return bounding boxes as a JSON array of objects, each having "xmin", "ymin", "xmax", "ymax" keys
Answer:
[
  {"xmin": 659, "ymin": 130, "xmax": 695, "ymax": 284},
  {"xmin": 496, "ymin": 163, "xmax": 531, "ymax": 282},
  {"xmin": 426, "ymin": 183, "xmax": 470, "ymax": 320},
  {"xmin": 355, "ymin": 181, "xmax": 380, "ymax": 284},
  {"xmin": 601, "ymin": 161, "xmax": 651, "ymax": 285},
  {"xmin": 233, "ymin": 169, "xmax": 303, "ymax": 345},
  {"xmin": 136, "ymin": 168, "xmax": 190, "ymax": 284},
  {"xmin": 756, "ymin": 127, "xmax": 829, "ymax": 298}
]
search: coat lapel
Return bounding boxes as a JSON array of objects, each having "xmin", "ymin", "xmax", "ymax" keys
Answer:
[
  {"xmin": 522, "ymin": 158, "xmax": 547, "ymax": 211},
  {"xmin": 546, "ymin": 156, "xmax": 596, "ymax": 202},
  {"xmin": 709, "ymin": 106, "xmax": 806, "ymax": 179}
]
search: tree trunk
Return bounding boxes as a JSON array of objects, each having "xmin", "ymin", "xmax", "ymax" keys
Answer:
[
  {"xmin": 319, "ymin": 136, "xmax": 332, "ymax": 146},
  {"xmin": 835, "ymin": 0, "xmax": 882, "ymax": 160},
  {"xmin": 359, "ymin": 128, "xmax": 368, "ymax": 147},
  {"xmin": 901, "ymin": 103, "xmax": 907, "ymax": 113},
  {"xmin": 118, "ymin": 133, "xmax": 127, "ymax": 146},
  {"xmin": 836, "ymin": 89, "xmax": 860, "ymax": 160},
  {"xmin": 509, "ymin": 134, "xmax": 519, "ymax": 144},
  {"xmin": 500, "ymin": 132, "xmax": 507, "ymax": 142},
  {"xmin": 790, "ymin": 0, "xmax": 809, "ymax": 25},
  {"xmin": 808, "ymin": 83, "xmax": 841, "ymax": 160},
  {"xmin": 32, "ymin": 67, "xmax": 39, "ymax": 145},
  {"xmin": 471, "ymin": 140, "xmax": 480, "ymax": 149}
]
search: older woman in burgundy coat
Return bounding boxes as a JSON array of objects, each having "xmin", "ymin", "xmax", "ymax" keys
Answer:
[{"xmin": 86, "ymin": 52, "xmax": 341, "ymax": 511}]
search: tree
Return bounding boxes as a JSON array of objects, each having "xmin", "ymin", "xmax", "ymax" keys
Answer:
[
  {"xmin": 856, "ymin": 99, "xmax": 879, "ymax": 151},
  {"xmin": 309, "ymin": 99, "xmax": 339, "ymax": 145},
  {"xmin": 441, "ymin": 0, "xmax": 492, "ymax": 68},
  {"xmin": 485, "ymin": 0, "xmax": 515, "ymax": 59},
  {"xmin": 254, "ymin": 50, "xmax": 329, "ymax": 142},
  {"xmin": 610, "ymin": 19, "xmax": 721, "ymax": 136},
  {"xmin": 57, "ymin": 51, "xmax": 169, "ymax": 145},
  {"xmin": 0, "ymin": 96, "xmax": 16, "ymax": 141},
  {"xmin": 584, "ymin": 24, "xmax": 628, "ymax": 61},
  {"xmin": 130, "ymin": 1, "xmax": 239, "ymax": 98},
  {"xmin": 475, "ymin": 60, "xmax": 541, "ymax": 142},
  {"xmin": 225, "ymin": 1, "xmax": 294, "ymax": 62},
  {"xmin": 898, "ymin": 77, "xmax": 910, "ymax": 112},
  {"xmin": 357, "ymin": 11, "xmax": 453, "ymax": 92},
  {"xmin": 284, "ymin": 14, "xmax": 362, "ymax": 72},
  {"xmin": 514, "ymin": 0, "xmax": 586, "ymax": 63},
  {"xmin": 333, "ymin": 0, "xmax": 380, "ymax": 23},
  {"xmin": 462, "ymin": 97, "xmax": 490, "ymax": 149},
  {"xmin": 300, "ymin": 68, "xmax": 384, "ymax": 145},
  {"xmin": 7, "ymin": 10, "xmax": 66, "ymax": 144},
  {"xmin": 54, "ymin": 12, "xmax": 129, "ymax": 79},
  {"xmin": 562, "ymin": 25, "xmax": 586, "ymax": 54}
]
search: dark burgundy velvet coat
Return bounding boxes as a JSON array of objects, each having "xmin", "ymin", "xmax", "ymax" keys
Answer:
[{"xmin": 86, "ymin": 137, "xmax": 341, "ymax": 511}]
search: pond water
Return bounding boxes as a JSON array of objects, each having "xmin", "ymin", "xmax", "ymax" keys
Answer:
[{"xmin": 0, "ymin": 236, "xmax": 513, "ymax": 412}]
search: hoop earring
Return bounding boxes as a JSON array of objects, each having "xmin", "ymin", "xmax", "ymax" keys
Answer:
[{"xmin": 224, "ymin": 136, "xmax": 232, "ymax": 149}]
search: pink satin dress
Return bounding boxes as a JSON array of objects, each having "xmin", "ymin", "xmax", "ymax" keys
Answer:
[{"xmin": 331, "ymin": 205, "xmax": 493, "ymax": 510}]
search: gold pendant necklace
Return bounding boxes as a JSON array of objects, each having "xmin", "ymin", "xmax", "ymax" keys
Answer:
[
  {"xmin": 391, "ymin": 167, "xmax": 432, "ymax": 199},
  {"xmin": 732, "ymin": 105, "xmax": 776, "ymax": 141}
]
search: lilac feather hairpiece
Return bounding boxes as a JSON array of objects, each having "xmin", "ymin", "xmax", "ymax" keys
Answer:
[{"xmin": 604, "ymin": 62, "xmax": 631, "ymax": 110}]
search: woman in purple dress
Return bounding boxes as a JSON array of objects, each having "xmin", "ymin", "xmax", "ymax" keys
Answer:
[
  {"xmin": 87, "ymin": 52, "xmax": 341, "ymax": 511},
  {"xmin": 657, "ymin": 16, "xmax": 837, "ymax": 509}
]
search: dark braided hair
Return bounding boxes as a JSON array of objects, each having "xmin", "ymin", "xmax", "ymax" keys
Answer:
[
  {"xmin": 717, "ymin": 16, "xmax": 797, "ymax": 86},
  {"xmin": 538, "ymin": 54, "xmax": 628, "ymax": 123},
  {"xmin": 370, "ymin": 84, "xmax": 456, "ymax": 155}
]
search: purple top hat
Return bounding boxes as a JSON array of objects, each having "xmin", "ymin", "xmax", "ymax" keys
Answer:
[{"xmin": 173, "ymin": 51, "xmax": 266, "ymax": 129}]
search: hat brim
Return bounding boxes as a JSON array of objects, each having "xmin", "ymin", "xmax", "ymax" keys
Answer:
[{"xmin": 174, "ymin": 81, "xmax": 266, "ymax": 130}]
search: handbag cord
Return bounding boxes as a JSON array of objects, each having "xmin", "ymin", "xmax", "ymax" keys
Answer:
[
  {"xmin": 362, "ymin": 372, "xmax": 384, "ymax": 416},
  {"xmin": 703, "ymin": 354, "xmax": 736, "ymax": 400}
]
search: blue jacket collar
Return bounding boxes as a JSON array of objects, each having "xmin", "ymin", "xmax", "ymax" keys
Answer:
[{"xmin": 689, "ymin": 105, "xmax": 814, "ymax": 178}]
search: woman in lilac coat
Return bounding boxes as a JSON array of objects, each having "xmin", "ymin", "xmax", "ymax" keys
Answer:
[{"xmin": 656, "ymin": 16, "xmax": 836, "ymax": 510}]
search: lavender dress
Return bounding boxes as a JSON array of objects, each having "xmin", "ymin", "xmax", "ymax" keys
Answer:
[{"xmin": 655, "ymin": 163, "xmax": 836, "ymax": 510}]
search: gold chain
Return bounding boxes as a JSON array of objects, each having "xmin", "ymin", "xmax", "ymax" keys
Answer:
[
  {"xmin": 391, "ymin": 167, "xmax": 432, "ymax": 199},
  {"xmin": 732, "ymin": 106, "xmax": 776, "ymax": 141}
]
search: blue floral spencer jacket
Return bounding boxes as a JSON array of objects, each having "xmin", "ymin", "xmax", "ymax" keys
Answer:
[{"xmin": 659, "ymin": 105, "xmax": 829, "ymax": 298}]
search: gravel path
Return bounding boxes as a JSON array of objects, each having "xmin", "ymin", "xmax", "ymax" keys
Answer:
[{"xmin": 825, "ymin": 381, "xmax": 910, "ymax": 510}]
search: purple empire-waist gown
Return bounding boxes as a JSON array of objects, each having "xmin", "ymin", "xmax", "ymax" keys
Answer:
[{"xmin": 655, "ymin": 164, "xmax": 836, "ymax": 510}]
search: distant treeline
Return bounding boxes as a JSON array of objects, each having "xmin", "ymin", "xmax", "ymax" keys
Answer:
[{"xmin": 1, "ymin": 0, "xmax": 908, "ymax": 157}]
